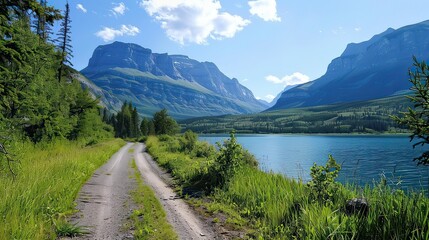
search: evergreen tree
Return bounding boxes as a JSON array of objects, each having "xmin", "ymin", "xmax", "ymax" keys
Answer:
[
  {"xmin": 140, "ymin": 117, "xmax": 150, "ymax": 136},
  {"xmin": 131, "ymin": 106, "xmax": 140, "ymax": 137},
  {"xmin": 102, "ymin": 108, "xmax": 110, "ymax": 123},
  {"xmin": 152, "ymin": 109, "xmax": 179, "ymax": 135},
  {"xmin": 32, "ymin": 0, "xmax": 46, "ymax": 40},
  {"xmin": 112, "ymin": 102, "xmax": 141, "ymax": 138},
  {"xmin": 394, "ymin": 57, "xmax": 429, "ymax": 166},
  {"xmin": 148, "ymin": 120, "xmax": 155, "ymax": 135},
  {"xmin": 56, "ymin": 1, "xmax": 72, "ymax": 82}
]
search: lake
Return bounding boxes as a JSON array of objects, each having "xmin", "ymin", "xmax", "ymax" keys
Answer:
[{"xmin": 199, "ymin": 134, "xmax": 429, "ymax": 191}]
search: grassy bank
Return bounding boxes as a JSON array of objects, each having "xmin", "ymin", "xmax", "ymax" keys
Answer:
[
  {"xmin": 129, "ymin": 159, "xmax": 178, "ymax": 240},
  {"xmin": 0, "ymin": 138, "xmax": 125, "ymax": 239},
  {"xmin": 146, "ymin": 134, "xmax": 429, "ymax": 239}
]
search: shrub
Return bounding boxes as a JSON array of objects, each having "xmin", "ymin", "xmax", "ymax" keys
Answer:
[
  {"xmin": 208, "ymin": 131, "xmax": 244, "ymax": 189},
  {"xmin": 307, "ymin": 155, "xmax": 341, "ymax": 204},
  {"xmin": 191, "ymin": 141, "xmax": 216, "ymax": 158},
  {"xmin": 179, "ymin": 130, "xmax": 197, "ymax": 153}
]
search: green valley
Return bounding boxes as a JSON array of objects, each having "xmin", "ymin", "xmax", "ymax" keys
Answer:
[{"xmin": 181, "ymin": 94, "xmax": 411, "ymax": 134}]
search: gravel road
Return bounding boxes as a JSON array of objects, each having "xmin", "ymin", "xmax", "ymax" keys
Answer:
[
  {"xmin": 133, "ymin": 143, "xmax": 219, "ymax": 239},
  {"xmin": 68, "ymin": 142, "xmax": 135, "ymax": 239},
  {"xmin": 68, "ymin": 142, "xmax": 219, "ymax": 239}
]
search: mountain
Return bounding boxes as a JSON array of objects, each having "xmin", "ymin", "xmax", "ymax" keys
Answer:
[
  {"xmin": 268, "ymin": 84, "xmax": 299, "ymax": 108},
  {"xmin": 80, "ymin": 42, "xmax": 265, "ymax": 119},
  {"xmin": 270, "ymin": 20, "xmax": 429, "ymax": 110},
  {"xmin": 72, "ymin": 71, "xmax": 122, "ymax": 110},
  {"xmin": 257, "ymin": 99, "xmax": 271, "ymax": 107}
]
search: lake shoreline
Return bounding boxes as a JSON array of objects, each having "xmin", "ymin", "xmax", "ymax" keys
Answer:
[
  {"xmin": 199, "ymin": 134, "xmax": 428, "ymax": 191},
  {"xmin": 199, "ymin": 132, "xmax": 411, "ymax": 137},
  {"xmin": 146, "ymin": 134, "xmax": 429, "ymax": 239}
]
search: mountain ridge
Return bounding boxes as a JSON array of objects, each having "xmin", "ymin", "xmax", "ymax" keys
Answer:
[
  {"xmin": 81, "ymin": 42, "xmax": 266, "ymax": 119},
  {"xmin": 270, "ymin": 20, "xmax": 429, "ymax": 110}
]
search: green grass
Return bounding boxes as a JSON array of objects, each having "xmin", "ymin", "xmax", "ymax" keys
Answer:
[
  {"xmin": 0, "ymin": 138, "xmax": 125, "ymax": 239},
  {"xmin": 146, "ymin": 135, "xmax": 429, "ymax": 239},
  {"xmin": 130, "ymin": 159, "xmax": 178, "ymax": 240},
  {"xmin": 54, "ymin": 219, "xmax": 90, "ymax": 237}
]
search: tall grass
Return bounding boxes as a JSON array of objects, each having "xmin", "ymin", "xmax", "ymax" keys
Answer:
[
  {"xmin": 147, "ymin": 135, "xmax": 429, "ymax": 239},
  {"xmin": 0, "ymin": 138, "xmax": 125, "ymax": 239},
  {"xmin": 130, "ymin": 159, "xmax": 178, "ymax": 240}
]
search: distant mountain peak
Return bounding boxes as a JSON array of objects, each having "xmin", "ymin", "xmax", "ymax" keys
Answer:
[
  {"xmin": 81, "ymin": 42, "xmax": 266, "ymax": 119},
  {"xmin": 341, "ymin": 27, "xmax": 395, "ymax": 57},
  {"xmin": 270, "ymin": 20, "xmax": 429, "ymax": 111}
]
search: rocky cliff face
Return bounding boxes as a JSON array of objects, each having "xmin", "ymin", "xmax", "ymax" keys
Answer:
[
  {"xmin": 81, "ymin": 42, "xmax": 265, "ymax": 119},
  {"xmin": 270, "ymin": 20, "xmax": 429, "ymax": 110}
]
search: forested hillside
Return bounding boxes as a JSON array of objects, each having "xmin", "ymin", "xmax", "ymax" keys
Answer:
[
  {"xmin": 0, "ymin": 1, "xmax": 113, "ymax": 173},
  {"xmin": 181, "ymin": 95, "xmax": 411, "ymax": 134}
]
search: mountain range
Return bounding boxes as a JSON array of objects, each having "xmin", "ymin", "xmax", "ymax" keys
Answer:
[
  {"xmin": 80, "ymin": 42, "xmax": 265, "ymax": 119},
  {"xmin": 79, "ymin": 20, "xmax": 429, "ymax": 120},
  {"xmin": 270, "ymin": 20, "xmax": 429, "ymax": 110}
]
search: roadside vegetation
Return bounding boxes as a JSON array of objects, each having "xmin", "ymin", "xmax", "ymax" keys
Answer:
[
  {"xmin": 146, "ymin": 131, "xmax": 429, "ymax": 239},
  {"xmin": 0, "ymin": 139, "xmax": 124, "ymax": 239},
  {"xmin": 130, "ymin": 159, "xmax": 178, "ymax": 240},
  {"xmin": 0, "ymin": 2, "xmax": 125, "ymax": 239}
]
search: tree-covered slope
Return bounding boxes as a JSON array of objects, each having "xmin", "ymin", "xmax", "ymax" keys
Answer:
[
  {"xmin": 181, "ymin": 94, "xmax": 411, "ymax": 134},
  {"xmin": 0, "ymin": 1, "xmax": 113, "ymax": 144}
]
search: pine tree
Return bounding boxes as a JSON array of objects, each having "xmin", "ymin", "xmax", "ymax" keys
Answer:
[
  {"xmin": 131, "ymin": 106, "xmax": 140, "ymax": 137},
  {"xmin": 148, "ymin": 120, "xmax": 155, "ymax": 135},
  {"xmin": 140, "ymin": 118, "xmax": 150, "ymax": 136},
  {"xmin": 56, "ymin": 1, "xmax": 73, "ymax": 82},
  {"xmin": 394, "ymin": 57, "xmax": 429, "ymax": 166},
  {"xmin": 33, "ymin": 0, "xmax": 46, "ymax": 39},
  {"xmin": 152, "ymin": 109, "xmax": 179, "ymax": 135},
  {"xmin": 102, "ymin": 108, "xmax": 110, "ymax": 123}
]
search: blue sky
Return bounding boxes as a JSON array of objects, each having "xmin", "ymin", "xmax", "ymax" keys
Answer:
[{"xmin": 51, "ymin": 0, "xmax": 429, "ymax": 102}]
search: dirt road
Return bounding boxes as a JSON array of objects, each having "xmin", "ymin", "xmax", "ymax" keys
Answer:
[
  {"xmin": 134, "ymin": 143, "xmax": 218, "ymax": 239},
  {"xmin": 69, "ymin": 142, "xmax": 135, "ymax": 239},
  {"xmin": 69, "ymin": 142, "xmax": 218, "ymax": 239}
]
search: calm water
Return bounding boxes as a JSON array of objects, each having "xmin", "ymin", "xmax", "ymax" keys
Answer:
[{"xmin": 200, "ymin": 134, "xmax": 429, "ymax": 191}]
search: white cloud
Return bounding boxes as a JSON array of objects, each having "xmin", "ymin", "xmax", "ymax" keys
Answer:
[
  {"xmin": 95, "ymin": 25, "xmax": 140, "ymax": 42},
  {"xmin": 265, "ymin": 94, "xmax": 275, "ymax": 101},
  {"xmin": 265, "ymin": 72, "xmax": 310, "ymax": 86},
  {"xmin": 76, "ymin": 4, "xmax": 87, "ymax": 13},
  {"xmin": 332, "ymin": 26, "xmax": 345, "ymax": 35},
  {"xmin": 248, "ymin": 0, "xmax": 281, "ymax": 22},
  {"xmin": 354, "ymin": 27, "xmax": 362, "ymax": 32},
  {"xmin": 140, "ymin": 0, "xmax": 250, "ymax": 45},
  {"xmin": 112, "ymin": 2, "xmax": 126, "ymax": 16}
]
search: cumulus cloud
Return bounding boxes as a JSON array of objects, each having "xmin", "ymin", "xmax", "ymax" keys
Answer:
[
  {"xmin": 95, "ymin": 25, "xmax": 140, "ymax": 42},
  {"xmin": 248, "ymin": 0, "xmax": 281, "ymax": 22},
  {"xmin": 111, "ymin": 2, "xmax": 126, "ymax": 16},
  {"xmin": 139, "ymin": 0, "xmax": 250, "ymax": 44},
  {"xmin": 265, "ymin": 72, "xmax": 310, "ymax": 86},
  {"xmin": 76, "ymin": 3, "xmax": 87, "ymax": 13}
]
